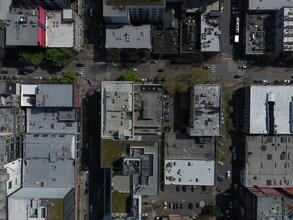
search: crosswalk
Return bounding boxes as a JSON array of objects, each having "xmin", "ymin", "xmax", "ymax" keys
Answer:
[
  {"xmin": 221, "ymin": 53, "xmax": 233, "ymax": 61},
  {"xmin": 89, "ymin": 49, "xmax": 94, "ymax": 59},
  {"xmin": 210, "ymin": 64, "xmax": 216, "ymax": 74}
]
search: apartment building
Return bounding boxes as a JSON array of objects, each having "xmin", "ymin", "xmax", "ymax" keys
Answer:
[{"xmin": 16, "ymin": 0, "xmax": 71, "ymax": 9}]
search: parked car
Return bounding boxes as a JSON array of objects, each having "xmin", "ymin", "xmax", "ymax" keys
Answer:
[
  {"xmin": 226, "ymin": 210, "xmax": 230, "ymax": 218},
  {"xmin": 160, "ymin": 184, "xmax": 165, "ymax": 191},
  {"xmin": 232, "ymin": 10, "xmax": 239, "ymax": 15},
  {"xmin": 191, "ymin": 185, "xmax": 196, "ymax": 192},
  {"xmin": 24, "ymin": 66, "xmax": 35, "ymax": 71},
  {"xmin": 169, "ymin": 203, "xmax": 173, "ymax": 209},
  {"xmin": 188, "ymin": 203, "xmax": 193, "ymax": 209},
  {"xmin": 284, "ymin": 80, "xmax": 290, "ymax": 84},
  {"xmin": 89, "ymin": 8, "xmax": 93, "ymax": 16},
  {"xmin": 229, "ymin": 202, "xmax": 233, "ymax": 209},
  {"xmin": 157, "ymin": 69, "xmax": 164, "ymax": 72},
  {"xmin": 226, "ymin": 171, "xmax": 231, "ymax": 178},
  {"xmin": 75, "ymin": 72, "xmax": 84, "ymax": 76},
  {"xmin": 163, "ymin": 95, "xmax": 169, "ymax": 98},
  {"xmin": 217, "ymin": 161, "xmax": 224, "ymax": 165},
  {"xmin": 163, "ymin": 202, "xmax": 167, "ymax": 209},
  {"xmin": 0, "ymin": 70, "xmax": 8, "ymax": 74},
  {"xmin": 43, "ymin": 76, "xmax": 51, "ymax": 80},
  {"xmin": 89, "ymin": 205, "xmax": 93, "ymax": 213},
  {"xmin": 231, "ymin": 146, "xmax": 236, "ymax": 153},
  {"xmin": 151, "ymin": 60, "xmax": 158, "ymax": 63},
  {"xmin": 232, "ymin": 6, "xmax": 239, "ymax": 10},
  {"xmin": 178, "ymin": 203, "xmax": 183, "ymax": 209},
  {"xmin": 19, "ymin": 71, "xmax": 28, "ymax": 75},
  {"xmin": 34, "ymin": 76, "xmax": 42, "ymax": 80},
  {"xmin": 233, "ymin": 153, "xmax": 237, "ymax": 160},
  {"xmin": 215, "ymin": 187, "xmax": 222, "ymax": 192},
  {"xmin": 176, "ymin": 185, "xmax": 181, "ymax": 192},
  {"xmin": 132, "ymin": 68, "xmax": 138, "ymax": 72},
  {"xmin": 76, "ymin": 63, "xmax": 85, "ymax": 67},
  {"xmin": 202, "ymin": 65, "xmax": 210, "ymax": 70},
  {"xmin": 217, "ymin": 175, "xmax": 224, "ymax": 181}
]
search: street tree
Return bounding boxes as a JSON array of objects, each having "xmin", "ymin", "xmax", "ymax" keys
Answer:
[
  {"xmin": 121, "ymin": 70, "xmax": 138, "ymax": 82},
  {"xmin": 59, "ymin": 71, "xmax": 76, "ymax": 84},
  {"xmin": 45, "ymin": 49, "xmax": 68, "ymax": 68},
  {"xmin": 21, "ymin": 52, "xmax": 44, "ymax": 66},
  {"xmin": 106, "ymin": 49, "xmax": 121, "ymax": 62}
]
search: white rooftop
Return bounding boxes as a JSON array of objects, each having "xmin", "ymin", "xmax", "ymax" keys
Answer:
[
  {"xmin": 20, "ymin": 84, "xmax": 38, "ymax": 106},
  {"xmin": 101, "ymin": 81, "xmax": 134, "ymax": 139},
  {"xmin": 105, "ymin": 25, "xmax": 151, "ymax": 49},
  {"xmin": 249, "ymin": 0, "xmax": 292, "ymax": 10},
  {"xmin": 248, "ymin": 86, "xmax": 293, "ymax": 134},
  {"xmin": 0, "ymin": 0, "xmax": 11, "ymax": 20},
  {"xmin": 46, "ymin": 10, "xmax": 74, "ymax": 48},
  {"xmin": 165, "ymin": 159, "xmax": 215, "ymax": 186}
]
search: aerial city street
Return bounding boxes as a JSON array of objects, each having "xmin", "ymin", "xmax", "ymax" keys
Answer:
[{"xmin": 0, "ymin": 0, "xmax": 293, "ymax": 220}]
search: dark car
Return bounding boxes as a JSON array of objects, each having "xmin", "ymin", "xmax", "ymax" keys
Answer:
[
  {"xmin": 178, "ymin": 204, "xmax": 183, "ymax": 209},
  {"xmin": 191, "ymin": 185, "xmax": 196, "ymax": 192},
  {"xmin": 76, "ymin": 63, "xmax": 85, "ymax": 67},
  {"xmin": 188, "ymin": 203, "xmax": 193, "ymax": 209},
  {"xmin": 234, "ymin": 74, "xmax": 242, "ymax": 78},
  {"xmin": 176, "ymin": 185, "xmax": 181, "ymax": 192},
  {"xmin": 182, "ymin": 185, "xmax": 186, "ymax": 192},
  {"xmin": 157, "ymin": 69, "xmax": 164, "ymax": 72},
  {"xmin": 217, "ymin": 175, "xmax": 224, "ymax": 181},
  {"xmin": 160, "ymin": 184, "xmax": 165, "ymax": 191},
  {"xmin": 169, "ymin": 203, "xmax": 173, "ymax": 209},
  {"xmin": 173, "ymin": 203, "xmax": 178, "ymax": 209},
  {"xmin": 0, "ymin": 70, "xmax": 8, "ymax": 74},
  {"xmin": 215, "ymin": 187, "xmax": 222, "ymax": 192},
  {"xmin": 19, "ymin": 71, "xmax": 28, "ymax": 75}
]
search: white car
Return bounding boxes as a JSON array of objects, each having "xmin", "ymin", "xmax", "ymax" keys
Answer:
[
  {"xmin": 34, "ymin": 76, "xmax": 42, "ymax": 80},
  {"xmin": 226, "ymin": 209, "xmax": 230, "ymax": 218},
  {"xmin": 163, "ymin": 201, "xmax": 167, "ymax": 209},
  {"xmin": 226, "ymin": 171, "xmax": 231, "ymax": 178},
  {"xmin": 132, "ymin": 68, "xmax": 138, "ymax": 72},
  {"xmin": 284, "ymin": 80, "xmax": 290, "ymax": 84},
  {"xmin": 217, "ymin": 161, "xmax": 224, "ymax": 165},
  {"xmin": 89, "ymin": 204, "xmax": 93, "ymax": 212},
  {"xmin": 221, "ymin": 6, "xmax": 223, "ymax": 12}
]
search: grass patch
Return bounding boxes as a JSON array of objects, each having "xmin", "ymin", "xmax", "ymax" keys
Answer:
[
  {"xmin": 101, "ymin": 139, "xmax": 154, "ymax": 167},
  {"xmin": 221, "ymin": 87, "xmax": 235, "ymax": 138},
  {"xmin": 40, "ymin": 199, "xmax": 63, "ymax": 220},
  {"xmin": 112, "ymin": 192, "xmax": 130, "ymax": 213}
]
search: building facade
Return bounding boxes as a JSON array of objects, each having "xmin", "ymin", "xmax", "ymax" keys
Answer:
[{"xmin": 16, "ymin": 0, "xmax": 71, "ymax": 9}]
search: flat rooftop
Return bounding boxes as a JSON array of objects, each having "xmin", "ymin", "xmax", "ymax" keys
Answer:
[
  {"xmin": 200, "ymin": 12, "xmax": 220, "ymax": 52},
  {"xmin": 246, "ymin": 86, "xmax": 293, "ymax": 134},
  {"xmin": 153, "ymin": 29, "xmax": 179, "ymax": 54},
  {"xmin": 6, "ymin": 7, "xmax": 39, "ymax": 46},
  {"xmin": 26, "ymin": 108, "xmax": 78, "ymax": 133},
  {"xmin": 21, "ymin": 84, "xmax": 74, "ymax": 107},
  {"xmin": 133, "ymin": 84, "xmax": 163, "ymax": 135},
  {"xmin": 106, "ymin": 25, "xmax": 151, "ymax": 49},
  {"xmin": 180, "ymin": 18, "xmax": 197, "ymax": 53},
  {"xmin": 280, "ymin": 7, "xmax": 293, "ymax": 52},
  {"xmin": 242, "ymin": 135, "xmax": 293, "ymax": 187},
  {"xmin": 23, "ymin": 134, "xmax": 76, "ymax": 188},
  {"xmin": 165, "ymin": 133, "xmax": 215, "ymax": 160},
  {"xmin": 187, "ymin": 85, "xmax": 221, "ymax": 136},
  {"xmin": 165, "ymin": 159, "xmax": 215, "ymax": 185},
  {"xmin": 105, "ymin": 0, "xmax": 164, "ymax": 6},
  {"xmin": 46, "ymin": 10, "xmax": 74, "ymax": 48},
  {"xmin": 0, "ymin": 0, "xmax": 11, "ymax": 20},
  {"xmin": 0, "ymin": 108, "xmax": 16, "ymax": 133},
  {"xmin": 101, "ymin": 81, "xmax": 134, "ymax": 139},
  {"xmin": 248, "ymin": 0, "xmax": 292, "ymax": 11},
  {"xmin": 245, "ymin": 14, "xmax": 274, "ymax": 55}
]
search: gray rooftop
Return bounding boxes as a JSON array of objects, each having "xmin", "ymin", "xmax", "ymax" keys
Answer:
[
  {"xmin": 0, "ymin": 82, "xmax": 17, "ymax": 95},
  {"xmin": 101, "ymin": 81, "xmax": 134, "ymax": 139},
  {"xmin": 187, "ymin": 85, "xmax": 221, "ymax": 136},
  {"xmin": 133, "ymin": 84, "xmax": 163, "ymax": 135},
  {"xmin": 5, "ymin": 7, "xmax": 39, "ymax": 46},
  {"xmin": 245, "ymin": 86, "xmax": 293, "ymax": 134},
  {"xmin": 0, "ymin": 0, "xmax": 11, "ymax": 20},
  {"xmin": 36, "ymin": 84, "xmax": 73, "ymax": 107},
  {"xmin": 23, "ymin": 134, "xmax": 76, "ymax": 188},
  {"xmin": 180, "ymin": 19, "xmax": 197, "ymax": 53},
  {"xmin": 26, "ymin": 108, "xmax": 78, "ymax": 133},
  {"xmin": 123, "ymin": 145, "xmax": 158, "ymax": 196},
  {"xmin": 9, "ymin": 187, "xmax": 72, "ymax": 199},
  {"xmin": 248, "ymin": 0, "xmax": 293, "ymax": 11},
  {"xmin": 276, "ymin": 7, "xmax": 293, "ymax": 52},
  {"xmin": 242, "ymin": 135, "xmax": 293, "ymax": 187},
  {"xmin": 103, "ymin": 0, "xmax": 129, "ymax": 23},
  {"xmin": 165, "ymin": 133, "xmax": 215, "ymax": 160},
  {"xmin": 105, "ymin": 25, "xmax": 151, "ymax": 49},
  {"xmin": 245, "ymin": 14, "xmax": 274, "ymax": 55}
]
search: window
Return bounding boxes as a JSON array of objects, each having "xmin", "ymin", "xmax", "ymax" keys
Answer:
[
  {"xmin": 15, "ymin": 178, "xmax": 17, "ymax": 185},
  {"xmin": 267, "ymin": 180, "xmax": 272, "ymax": 186},
  {"xmin": 8, "ymin": 181, "xmax": 12, "ymax": 189},
  {"xmin": 267, "ymin": 154, "xmax": 272, "ymax": 160}
]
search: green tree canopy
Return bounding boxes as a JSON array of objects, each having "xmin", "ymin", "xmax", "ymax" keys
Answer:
[
  {"xmin": 21, "ymin": 52, "xmax": 44, "ymax": 66},
  {"xmin": 143, "ymin": 49, "xmax": 151, "ymax": 60},
  {"xmin": 45, "ymin": 49, "xmax": 68, "ymax": 68},
  {"xmin": 59, "ymin": 71, "xmax": 76, "ymax": 84},
  {"xmin": 121, "ymin": 70, "xmax": 138, "ymax": 82}
]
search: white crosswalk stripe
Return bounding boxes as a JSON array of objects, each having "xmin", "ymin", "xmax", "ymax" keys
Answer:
[{"xmin": 210, "ymin": 64, "xmax": 216, "ymax": 74}]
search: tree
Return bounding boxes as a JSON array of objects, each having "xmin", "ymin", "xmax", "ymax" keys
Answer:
[
  {"xmin": 59, "ymin": 71, "xmax": 76, "ymax": 84},
  {"xmin": 175, "ymin": 81, "xmax": 189, "ymax": 93},
  {"xmin": 21, "ymin": 52, "xmax": 44, "ymax": 66},
  {"xmin": 201, "ymin": 205, "xmax": 221, "ymax": 217},
  {"xmin": 106, "ymin": 49, "xmax": 121, "ymax": 62},
  {"xmin": 143, "ymin": 49, "xmax": 151, "ymax": 60},
  {"xmin": 121, "ymin": 70, "xmax": 138, "ymax": 82},
  {"xmin": 164, "ymin": 81, "xmax": 176, "ymax": 94},
  {"xmin": 45, "ymin": 49, "xmax": 68, "ymax": 68}
]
